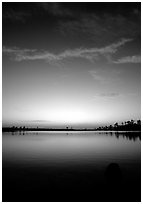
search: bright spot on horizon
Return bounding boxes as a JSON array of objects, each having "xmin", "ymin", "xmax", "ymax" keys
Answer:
[{"xmin": 44, "ymin": 108, "xmax": 88, "ymax": 124}]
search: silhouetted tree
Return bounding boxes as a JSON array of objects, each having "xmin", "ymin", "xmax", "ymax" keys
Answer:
[
  {"xmin": 114, "ymin": 122, "xmax": 118, "ymax": 130},
  {"xmin": 126, "ymin": 121, "xmax": 131, "ymax": 125},
  {"xmin": 130, "ymin": 119, "xmax": 134, "ymax": 125}
]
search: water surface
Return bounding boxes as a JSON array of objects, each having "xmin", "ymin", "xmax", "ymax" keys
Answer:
[{"xmin": 3, "ymin": 131, "xmax": 141, "ymax": 202}]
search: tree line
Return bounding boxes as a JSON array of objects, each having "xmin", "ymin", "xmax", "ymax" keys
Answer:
[
  {"xmin": 96, "ymin": 119, "xmax": 141, "ymax": 131},
  {"xmin": 2, "ymin": 119, "xmax": 141, "ymax": 132}
]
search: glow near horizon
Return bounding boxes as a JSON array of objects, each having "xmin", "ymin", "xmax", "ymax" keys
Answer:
[
  {"xmin": 34, "ymin": 106, "xmax": 109, "ymax": 125},
  {"xmin": 2, "ymin": 60, "xmax": 141, "ymax": 127}
]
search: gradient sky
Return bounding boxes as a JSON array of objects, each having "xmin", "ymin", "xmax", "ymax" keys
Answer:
[{"xmin": 2, "ymin": 2, "xmax": 141, "ymax": 128}]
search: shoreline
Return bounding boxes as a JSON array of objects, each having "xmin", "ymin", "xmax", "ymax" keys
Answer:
[{"xmin": 2, "ymin": 128, "xmax": 141, "ymax": 132}]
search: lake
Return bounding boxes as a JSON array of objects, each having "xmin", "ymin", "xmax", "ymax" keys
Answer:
[{"xmin": 2, "ymin": 131, "xmax": 141, "ymax": 202}]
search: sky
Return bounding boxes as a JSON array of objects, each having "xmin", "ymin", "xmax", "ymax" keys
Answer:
[{"xmin": 2, "ymin": 2, "xmax": 141, "ymax": 128}]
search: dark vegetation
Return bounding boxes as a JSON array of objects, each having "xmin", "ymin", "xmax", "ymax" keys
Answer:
[{"xmin": 96, "ymin": 119, "xmax": 141, "ymax": 131}]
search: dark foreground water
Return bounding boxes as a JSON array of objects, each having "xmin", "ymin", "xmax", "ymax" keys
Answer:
[{"xmin": 3, "ymin": 131, "xmax": 141, "ymax": 202}]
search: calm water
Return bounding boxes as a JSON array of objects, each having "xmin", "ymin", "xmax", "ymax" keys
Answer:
[{"xmin": 3, "ymin": 131, "xmax": 141, "ymax": 202}]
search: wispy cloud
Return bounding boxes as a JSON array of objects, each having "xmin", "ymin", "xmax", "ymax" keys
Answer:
[
  {"xmin": 113, "ymin": 55, "xmax": 141, "ymax": 64},
  {"xmin": 92, "ymin": 93, "xmax": 120, "ymax": 101},
  {"xmin": 3, "ymin": 9, "xmax": 31, "ymax": 23},
  {"xmin": 38, "ymin": 3, "xmax": 72, "ymax": 17},
  {"xmin": 95, "ymin": 93, "xmax": 120, "ymax": 97},
  {"xmin": 28, "ymin": 120, "xmax": 51, "ymax": 123},
  {"xmin": 58, "ymin": 13, "xmax": 140, "ymax": 43},
  {"xmin": 3, "ymin": 38, "xmax": 132, "ymax": 63},
  {"xmin": 88, "ymin": 68, "xmax": 123, "ymax": 84},
  {"xmin": 88, "ymin": 70, "xmax": 105, "ymax": 82},
  {"xmin": 91, "ymin": 92, "xmax": 121, "ymax": 102}
]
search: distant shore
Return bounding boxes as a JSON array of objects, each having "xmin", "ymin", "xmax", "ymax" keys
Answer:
[
  {"xmin": 2, "ymin": 128, "xmax": 141, "ymax": 132},
  {"xmin": 2, "ymin": 120, "xmax": 141, "ymax": 132}
]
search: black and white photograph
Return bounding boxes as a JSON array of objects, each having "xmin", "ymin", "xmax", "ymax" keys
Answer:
[{"xmin": 2, "ymin": 2, "xmax": 141, "ymax": 202}]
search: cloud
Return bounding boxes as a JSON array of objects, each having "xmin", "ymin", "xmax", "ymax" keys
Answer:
[
  {"xmin": 96, "ymin": 93, "xmax": 120, "ymax": 97},
  {"xmin": 28, "ymin": 120, "xmax": 51, "ymax": 123},
  {"xmin": 38, "ymin": 3, "xmax": 72, "ymax": 17},
  {"xmin": 2, "ymin": 3, "xmax": 73, "ymax": 24},
  {"xmin": 88, "ymin": 70, "xmax": 105, "ymax": 82},
  {"xmin": 88, "ymin": 68, "xmax": 123, "ymax": 84},
  {"xmin": 3, "ymin": 9, "xmax": 30, "ymax": 23},
  {"xmin": 92, "ymin": 93, "xmax": 120, "ymax": 101},
  {"xmin": 3, "ymin": 38, "xmax": 132, "ymax": 63},
  {"xmin": 58, "ymin": 12, "xmax": 140, "ymax": 43},
  {"xmin": 113, "ymin": 55, "xmax": 141, "ymax": 64},
  {"xmin": 3, "ymin": 46, "xmax": 38, "ymax": 60},
  {"xmin": 91, "ymin": 92, "xmax": 121, "ymax": 102}
]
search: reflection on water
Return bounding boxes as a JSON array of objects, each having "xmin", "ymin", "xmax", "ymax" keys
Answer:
[{"xmin": 3, "ymin": 131, "xmax": 141, "ymax": 202}]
